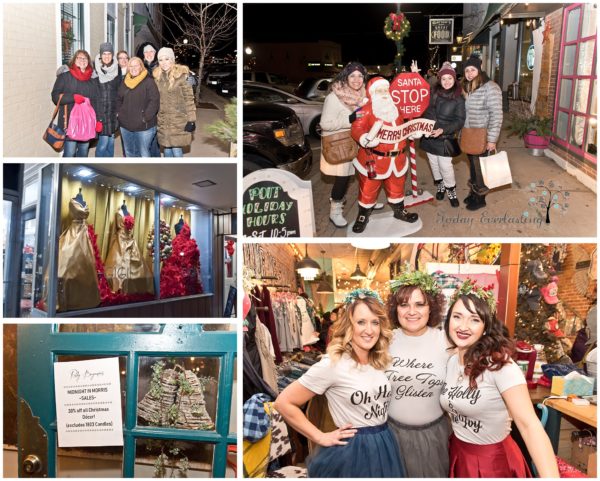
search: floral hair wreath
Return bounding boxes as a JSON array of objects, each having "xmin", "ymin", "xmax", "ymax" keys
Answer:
[
  {"xmin": 451, "ymin": 278, "xmax": 497, "ymax": 314},
  {"xmin": 389, "ymin": 265, "xmax": 442, "ymax": 296},
  {"xmin": 344, "ymin": 288, "xmax": 383, "ymax": 306}
]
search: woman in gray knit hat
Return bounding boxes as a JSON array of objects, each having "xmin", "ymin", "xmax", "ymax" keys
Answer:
[{"xmin": 461, "ymin": 54, "xmax": 503, "ymax": 211}]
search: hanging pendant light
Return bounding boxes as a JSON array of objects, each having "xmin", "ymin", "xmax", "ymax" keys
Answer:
[
  {"xmin": 316, "ymin": 250, "xmax": 335, "ymax": 293},
  {"xmin": 350, "ymin": 247, "xmax": 367, "ymax": 280},
  {"xmin": 350, "ymin": 263, "xmax": 367, "ymax": 280},
  {"xmin": 296, "ymin": 244, "xmax": 321, "ymax": 281}
]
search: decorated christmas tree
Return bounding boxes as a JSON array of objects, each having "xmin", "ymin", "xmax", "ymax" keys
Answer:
[
  {"xmin": 147, "ymin": 220, "xmax": 173, "ymax": 262},
  {"xmin": 514, "ymin": 244, "xmax": 566, "ymax": 363}
]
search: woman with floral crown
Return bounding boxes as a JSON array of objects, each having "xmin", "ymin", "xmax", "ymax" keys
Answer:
[
  {"xmin": 274, "ymin": 289, "xmax": 405, "ymax": 478},
  {"xmin": 441, "ymin": 280, "xmax": 558, "ymax": 477},
  {"xmin": 385, "ymin": 268, "xmax": 452, "ymax": 477}
]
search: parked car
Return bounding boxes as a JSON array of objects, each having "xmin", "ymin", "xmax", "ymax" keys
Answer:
[
  {"xmin": 243, "ymin": 81, "xmax": 323, "ymax": 138},
  {"xmin": 293, "ymin": 77, "xmax": 332, "ymax": 101},
  {"xmin": 242, "ymin": 71, "xmax": 287, "ymax": 86},
  {"xmin": 243, "ymin": 102, "xmax": 312, "ymax": 178},
  {"xmin": 217, "ymin": 71, "xmax": 236, "ymax": 97},
  {"xmin": 206, "ymin": 63, "xmax": 236, "ymax": 87}
]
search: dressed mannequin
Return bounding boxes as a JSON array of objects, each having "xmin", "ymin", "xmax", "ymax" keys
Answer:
[
  {"xmin": 74, "ymin": 187, "xmax": 87, "ymax": 207},
  {"xmin": 161, "ymin": 221, "xmax": 203, "ymax": 296},
  {"xmin": 174, "ymin": 214, "xmax": 184, "ymax": 235},
  {"xmin": 104, "ymin": 201, "xmax": 154, "ymax": 295},
  {"xmin": 56, "ymin": 193, "xmax": 101, "ymax": 311}
]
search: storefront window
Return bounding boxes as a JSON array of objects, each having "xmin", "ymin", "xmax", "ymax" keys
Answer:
[
  {"xmin": 20, "ymin": 164, "xmax": 216, "ymax": 316},
  {"xmin": 33, "ymin": 164, "xmax": 56, "ymax": 314},
  {"xmin": 553, "ymin": 3, "xmax": 597, "ymax": 163},
  {"xmin": 518, "ymin": 21, "xmax": 534, "ymax": 100}
]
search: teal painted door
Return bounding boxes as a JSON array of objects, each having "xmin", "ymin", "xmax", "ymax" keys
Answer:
[{"xmin": 17, "ymin": 324, "xmax": 236, "ymax": 478}]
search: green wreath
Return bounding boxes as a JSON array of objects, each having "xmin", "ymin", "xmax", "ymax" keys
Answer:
[{"xmin": 384, "ymin": 13, "xmax": 411, "ymax": 41}]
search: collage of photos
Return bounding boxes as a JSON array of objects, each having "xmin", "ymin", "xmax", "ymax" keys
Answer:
[{"xmin": 1, "ymin": 1, "xmax": 598, "ymax": 480}]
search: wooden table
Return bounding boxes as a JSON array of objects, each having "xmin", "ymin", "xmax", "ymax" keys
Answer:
[{"xmin": 533, "ymin": 393, "xmax": 597, "ymax": 455}]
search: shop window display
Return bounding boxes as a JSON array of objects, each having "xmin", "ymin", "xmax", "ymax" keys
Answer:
[{"xmin": 27, "ymin": 164, "xmax": 213, "ymax": 316}]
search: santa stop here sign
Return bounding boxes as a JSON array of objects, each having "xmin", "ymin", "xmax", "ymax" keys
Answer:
[{"xmin": 390, "ymin": 72, "xmax": 431, "ymax": 119}]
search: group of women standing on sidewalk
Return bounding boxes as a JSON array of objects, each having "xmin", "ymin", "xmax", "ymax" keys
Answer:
[
  {"xmin": 320, "ymin": 54, "xmax": 503, "ymax": 229},
  {"xmin": 50, "ymin": 42, "xmax": 196, "ymax": 157},
  {"xmin": 274, "ymin": 271, "xmax": 560, "ymax": 478}
]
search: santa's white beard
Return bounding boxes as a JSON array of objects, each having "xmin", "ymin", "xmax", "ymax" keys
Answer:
[{"xmin": 372, "ymin": 94, "xmax": 399, "ymax": 123}]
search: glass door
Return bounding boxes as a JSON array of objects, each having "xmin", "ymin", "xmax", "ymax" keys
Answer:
[
  {"xmin": 18, "ymin": 210, "xmax": 36, "ymax": 318},
  {"xmin": 17, "ymin": 324, "xmax": 236, "ymax": 477}
]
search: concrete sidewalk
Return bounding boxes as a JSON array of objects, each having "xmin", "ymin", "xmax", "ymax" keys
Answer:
[
  {"xmin": 310, "ymin": 129, "xmax": 596, "ymax": 238},
  {"xmin": 88, "ymin": 86, "xmax": 231, "ymax": 158}
]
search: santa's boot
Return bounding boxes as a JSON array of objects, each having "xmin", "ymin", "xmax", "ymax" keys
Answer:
[
  {"xmin": 391, "ymin": 202, "xmax": 419, "ymax": 223},
  {"xmin": 352, "ymin": 206, "xmax": 374, "ymax": 233},
  {"xmin": 329, "ymin": 198, "xmax": 347, "ymax": 228},
  {"xmin": 446, "ymin": 185, "xmax": 459, "ymax": 208},
  {"xmin": 434, "ymin": 179, "xmax": 445, "ymax": 200}
]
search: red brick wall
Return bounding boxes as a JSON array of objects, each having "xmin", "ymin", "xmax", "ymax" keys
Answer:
[{"xmin": 557, "ymin": 244, "xmax": 597, "ymax": 320}]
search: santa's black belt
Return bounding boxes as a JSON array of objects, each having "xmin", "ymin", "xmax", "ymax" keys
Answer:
[{"xmin": 371, "ymin": 149, "xmax": 401, "ymax": 157}]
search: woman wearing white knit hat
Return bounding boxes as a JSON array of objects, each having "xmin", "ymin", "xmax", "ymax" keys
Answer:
[{"xmin": 153, "ymin": 47, "xmax": 197, "ymax": 157}]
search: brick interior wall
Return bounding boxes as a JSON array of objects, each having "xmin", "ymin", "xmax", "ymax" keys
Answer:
[
  {"xmin": 557, "ymin": 243, "xmax": 596, "ymax": 326},
  {"xmin": 243, "ymin": 243, "xmax": 297, "ymax": 289}
]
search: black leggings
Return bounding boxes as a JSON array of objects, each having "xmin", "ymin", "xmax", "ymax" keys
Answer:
[
  {"xmin": 467, "ymin": 151, "xmax": 489, "ymax": 193},
  {"xmin": 331, "ymin": 175, "xmax": 351, "ymax": 201}
]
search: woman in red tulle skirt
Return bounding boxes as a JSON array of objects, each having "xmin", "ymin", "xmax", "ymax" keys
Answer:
[{"xmin": 440, "ymin": 283, "xmax": 559, "ymax": 478}]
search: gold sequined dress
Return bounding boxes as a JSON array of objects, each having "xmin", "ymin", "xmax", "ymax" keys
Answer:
[
  {"xmin": 104, "ymin": 210, "xmax": 154, "ymax": 295},
  {"xmin": 56, "ymin": 199, "xmax": 101, "ymax": 311}
]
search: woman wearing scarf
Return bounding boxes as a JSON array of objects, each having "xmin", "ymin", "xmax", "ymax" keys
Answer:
[
  {"xmin": 51, "ymin": 49, "xmax": 101, "ymax": 157},
  {"xmin": 116, "ymin": 56, "xmax": 160, "ymax": 157},
  {"xmin": 320, "ymin": 62, "xmax": 380, "ymax": 228},
  {"xmin": 93, "ymin": 42, "xmax": 121, "ymax": 157},
  {"xmin": 153, "ymin": 47, "xmax": 196, "ymax": 157}
]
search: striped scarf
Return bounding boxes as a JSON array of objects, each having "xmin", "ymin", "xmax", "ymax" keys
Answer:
[{"xmin": 331, "ymin": 81, "xmax": 366, "ymax": 110}]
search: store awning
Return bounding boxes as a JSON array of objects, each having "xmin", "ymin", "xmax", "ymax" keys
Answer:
[{"xmin": 465, "ymin": 3, "xmax": 512, "ymax": 45}]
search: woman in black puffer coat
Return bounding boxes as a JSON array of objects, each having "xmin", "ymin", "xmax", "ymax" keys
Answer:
[
  {"xmin": 93, "ymin": 42, "xmax": 121, "ymax": 157},
  {"xmin": 51, "ymin": 49, "xmax": 101, "ymax": 157},
  {"xmin": 420, "ymin": 62, "xmax": 465, "ymax": 207}
]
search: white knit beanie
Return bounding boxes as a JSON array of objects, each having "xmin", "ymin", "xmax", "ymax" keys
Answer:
[{"xmin": 157, "ymin": 47, "xmax": 175, "ymax": 62}]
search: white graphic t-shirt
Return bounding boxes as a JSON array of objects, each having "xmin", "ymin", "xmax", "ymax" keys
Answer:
[
  {"xmin": 387, "ymin": 327, "xmax": 451, "ymax": 425},
  {"xmin": 440, "ymin": 354, "xmax": 526, "ymax": 444},
  {"xmin": 298, "ymin": 354, "xmax": 391, "ymax": 428}
]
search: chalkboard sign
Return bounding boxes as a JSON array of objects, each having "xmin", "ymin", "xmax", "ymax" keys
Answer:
[
  {"xmin": 243, "ymin": 169, "xmax": 315, "ymax": 237},
  {"xmin": 224, "ymin": 285, "xmax": 237, "ymax": 317}
]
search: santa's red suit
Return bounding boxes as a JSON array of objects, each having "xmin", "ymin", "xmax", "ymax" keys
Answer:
[{"xmin": 351, "ymin": 77, "xmax": 408, "ymax": 207}]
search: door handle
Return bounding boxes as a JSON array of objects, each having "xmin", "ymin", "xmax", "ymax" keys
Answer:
[{"xmin": 23, "ymin": 455, "xmax": 42, "ymax": 474}]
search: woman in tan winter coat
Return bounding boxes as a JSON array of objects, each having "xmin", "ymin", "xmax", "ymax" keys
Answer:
[{"xmin": 153, "ymin": 47, "xmax": 196, "ymax": 157}]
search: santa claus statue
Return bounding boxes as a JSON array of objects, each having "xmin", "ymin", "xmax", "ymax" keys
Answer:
[{"xmin": 350, "ymin": 76, "xmax": 418, "ymax": 233}]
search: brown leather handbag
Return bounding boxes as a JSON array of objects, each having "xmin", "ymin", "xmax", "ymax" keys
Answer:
[
  {"xmin": 321, "ymin": 130, "xmax": 359, "ymax": 164},
  {"xmin": 459, "ymin": 127, "xmax": 487, "ymax": 155}
]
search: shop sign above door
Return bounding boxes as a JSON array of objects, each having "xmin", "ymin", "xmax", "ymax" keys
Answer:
[
  {"xmin": 54, "ymin": 357, "xmax": 124, "ymax": 447},
  {"xmin": 243, "ymin": 169, "xmax": 315, "ymax": 237}
]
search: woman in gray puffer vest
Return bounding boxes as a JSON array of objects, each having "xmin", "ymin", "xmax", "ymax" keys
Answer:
[{"xmin": 461, "ymin": 54, "xmax": 503, "ymax": 211}]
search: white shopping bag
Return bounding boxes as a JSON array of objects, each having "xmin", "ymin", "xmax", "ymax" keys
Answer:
[{"xmin": 480, "ymin": 150, "xmax": 512, "ymax": 189}]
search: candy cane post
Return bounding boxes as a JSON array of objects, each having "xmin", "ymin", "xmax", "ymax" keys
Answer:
[{"xmin": 389, "ymin": 71, "xmax": 435, "ymax": 207}]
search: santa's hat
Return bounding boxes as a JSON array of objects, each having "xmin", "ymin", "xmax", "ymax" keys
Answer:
[{"xmin": 366, "ymin": 77, "xmax": 390, "ymax": 102}]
